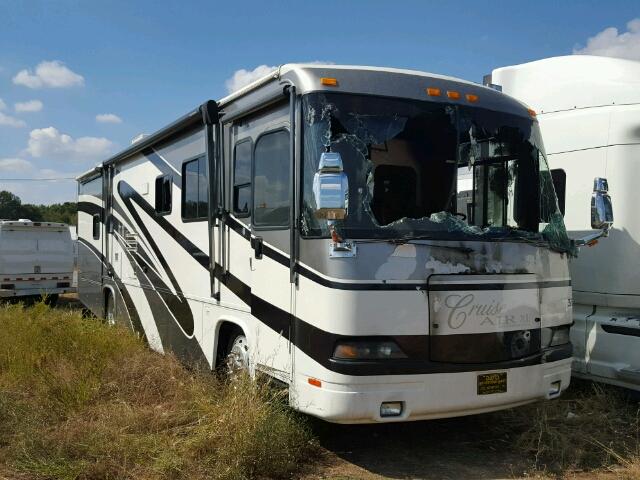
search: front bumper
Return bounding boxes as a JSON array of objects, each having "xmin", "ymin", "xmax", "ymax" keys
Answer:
[{"xmin": 292, "ymin": 357, "xmax": 572, "ymax": 424}]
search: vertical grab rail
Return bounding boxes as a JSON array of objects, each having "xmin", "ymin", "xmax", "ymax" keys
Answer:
[
  {"xmin": 287, "ymin": 85, "xmax": 297, "ymax": 285},
  {"xmin": 201, "ymin": 100, "xmax": 221, "ymax": 301}
]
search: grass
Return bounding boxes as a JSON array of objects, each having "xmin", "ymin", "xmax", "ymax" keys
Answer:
[
  {"xmin": 484, "ymin": 380, "xmax": 640, "ymax": 476},
  {"xmin": 3, "ymin": 301, "xmax": 640, "ymax": 480},
  {"xmin": 0, "ymin": 301, "xmax": 315, "ymax": 480}
]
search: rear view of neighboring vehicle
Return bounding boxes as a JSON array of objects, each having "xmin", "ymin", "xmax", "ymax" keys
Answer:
[{"xmin": 0, "ymin": 220, "xmax": 75, "ymax": 303}]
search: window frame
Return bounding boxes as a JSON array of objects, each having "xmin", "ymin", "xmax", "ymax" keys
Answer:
[
  {"xmin": 155, "ymin": 173, "xmax": 173, "ymax": 216},
  {"xmin": 251, "ymin": 127, "xmax": 291, "ymax": 231},
  {"xmin": 180, "ymin": 154, "xmax": 208, "ymax": 223},
  {"xmin": 232, "ymin": 138, "xmax": 253, "ymax": 218}
]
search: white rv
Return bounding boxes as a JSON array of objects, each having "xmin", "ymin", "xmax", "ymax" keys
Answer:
[
  {"xmin": 491, "ymin": 55, "xmax": 637, "ymax": 390},
  {"xmin": 77, "ymin": 64, "xmax": 603, "ymax": 423},
  {"xmin": 0, "ymin": 219, "xmax": 75, "ymax": 302}
]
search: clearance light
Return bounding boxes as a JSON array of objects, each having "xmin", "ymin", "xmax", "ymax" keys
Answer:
[
  {"xmin": 320, "ymin": 77, "xmax": 338, "ymax": 86},
  {"xmin": 308, "ymin": 378, "xmax": 322, "ymax": 388},
  {"xmin": 446, "ymin": 90, "xmax": 461, "ymax": 100},
  {"xmin": 528, "ymin": 108, "xmax": 537, "ymax": 118},
  {"xmin": 426, "ymin": 87, "xmax": 441, "ymax": 97},
  {"xmin": 466, "ymin": 93, "xmax": 479, "ymax": 103}
]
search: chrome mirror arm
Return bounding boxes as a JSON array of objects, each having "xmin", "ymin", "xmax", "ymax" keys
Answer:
[{"xmin": 573, "ymin": 226, "xmax": 610, "ymax": 248}]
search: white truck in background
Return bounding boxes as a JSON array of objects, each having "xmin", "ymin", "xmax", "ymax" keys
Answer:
[
  {"xmin": 489, "ymin": 55, "xmax": 640, "ymax": 391},
  {"xmin": 0, "ymin": 219, "xmax": 75, "ymax": 304}
]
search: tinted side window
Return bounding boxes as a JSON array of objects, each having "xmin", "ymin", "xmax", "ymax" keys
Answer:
[
  {"xmin": 233, "ymin": 140, "xmax": 252, "ymax": 216},
  {"xmin": 155, "ymin": 174, "xmax": 172, "ymax": 214},
  {"xmin": 92, "ymin": 214, "xmax": 100, "ymax": 240},
  {"xmin": 182, "ymin": 156, "xmax": 208, "ymax": 220},
  {"xmin": 253, "ymin": 130, "xmax": 290, "ymax": 227},
  {"xmin": 551, "ymin": 168, "xmax": 566, "ymax": 216},
  {"xmin": 80, "ymin": 176, "xmax": 102, "ymax": 199}
]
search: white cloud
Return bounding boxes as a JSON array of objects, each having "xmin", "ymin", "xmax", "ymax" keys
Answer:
[
  {"xmin": 25, "ymin": 126, "xmax": 113, "ymax": 162},
  {"xmin": 0, "ymin": 98, "xmax": 6, "ymax": 111},
  {"xmin": 0, "ymin": 158, "xmax": 34, "ymax": 173},
  {"xmin": 13, "ymin": 60, "xmax": 85, "ymax": 89},
  {"xmin": 14, "ymin": 100, "xmax": 43, "ymax": 113},
  {"xmin": 0, "ymin": 112, "xmax": 26, "ymax": 128},
  {"xmin": 574, "ymin": 18, "xmax": 640, "ymax": 60},
  {"xmin": 224, "ymin": 61, "xmax": 334, "ymax": 94},
  {"xmin": 225, "ymin": 64, "xmax": 277, "ymax": 94},
  {"xmin": 96, "ymin": 113, "xmax": 122, "ymax": 124}
]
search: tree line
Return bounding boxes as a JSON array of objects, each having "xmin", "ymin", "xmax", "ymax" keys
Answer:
[{"xmin": 0, "ymin": 191, "xmax": 77, "ymax": 226}]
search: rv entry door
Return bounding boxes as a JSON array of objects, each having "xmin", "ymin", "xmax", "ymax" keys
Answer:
[{"xmin": 249, "ymin": 129, "xmax": 293, "ymax": 383}]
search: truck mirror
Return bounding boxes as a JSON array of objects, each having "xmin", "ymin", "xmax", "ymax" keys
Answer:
[
  {"xmin": 591, "ymin": 177, "xmax": 613, "ymax": 230},
  {"xmin": 312, "ymin": 152, "xmax": 349, "ymax": 220}
]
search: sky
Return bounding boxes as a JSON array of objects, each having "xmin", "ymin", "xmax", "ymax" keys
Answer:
[{"xmin": 0, "ymin": 0, "xmax": 638, "ymax": 205}]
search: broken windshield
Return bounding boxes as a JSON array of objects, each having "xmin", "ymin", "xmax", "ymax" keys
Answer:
[{"xmin": 301, "ymin": 92, "xmax": 572, "ymax": 253}]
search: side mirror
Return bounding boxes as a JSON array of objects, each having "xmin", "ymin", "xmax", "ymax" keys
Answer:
[
  {"xmin": 591, "ymin": 177, "xmax": 613, "ymax": 230},
  {"xmin": 575, "ymin": 177, "xmax": 614, "ymax": 247},
  {"xmin": 312, "ymin": 152, "xmax": 348, "ymax": 220}
]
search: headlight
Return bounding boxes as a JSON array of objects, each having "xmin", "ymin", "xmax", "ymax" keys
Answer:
[
  {"xmin": 333, "ymin": 339, "xmax": 408, "ymax": 360},
  {"xmin": 542, "ymin": 326, "xmax": 571, "ymax": 348},
  {"xmin": 550, "ymin": 326, "xmax": 570, "ymax": 346}
]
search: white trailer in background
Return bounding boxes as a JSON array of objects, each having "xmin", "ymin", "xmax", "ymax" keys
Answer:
[
  {"xmin": 0, "ymin": 220, "xmax": 75, "ymax": 302},
  {"xmin": 490, "ymin": 55, "xmax": 640, "ymax": 390}
]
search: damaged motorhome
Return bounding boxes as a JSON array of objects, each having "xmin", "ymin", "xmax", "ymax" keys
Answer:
[{"xmin": 77, "ymin": 64, "xmax": 592, "ymax": 423}]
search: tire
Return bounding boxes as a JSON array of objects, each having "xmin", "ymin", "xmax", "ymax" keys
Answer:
[
  {"xmin": 105, "ymin": 292, "xmax": 115, "ymax": 326},
  {"xmin": 225, "ymin": 331, "xmax": 249, "ymax": 375},
  {"xmin": 43, "ymin": 294, "xmax": 59, "ymax": 307}
]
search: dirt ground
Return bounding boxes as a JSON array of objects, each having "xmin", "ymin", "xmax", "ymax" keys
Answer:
[{"xmin": 301, "ymin": 415, "xmax": 625, "ymax": 480}]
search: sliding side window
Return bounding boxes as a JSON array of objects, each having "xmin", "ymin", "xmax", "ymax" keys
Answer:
[
  {"xmin": 182, "ymin": 156, "xmax": 208, "ymax": 221},
  {"xmin": 233, "ymin": 140, "xmax": 252, "ymax": 217},
  {"xmin": 253, "ymin": 130, "xmax": 290, "ymax": 228},
  {"xmin": 155, "ymin": 174, "xmax": 172, "ymax": 215}
]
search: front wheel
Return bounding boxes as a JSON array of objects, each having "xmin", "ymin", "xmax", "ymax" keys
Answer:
[{"xmin": 226, "ymin": 332, "xmax": 249, "ymax": 375}]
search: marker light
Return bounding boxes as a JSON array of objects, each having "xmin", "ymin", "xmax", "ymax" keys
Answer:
[
  {"xmin": 528, "ymin": 108, "xmax": 537, "ymax": 118},
  {"xmin": 308, "ymin": 378, "xmax": 322, "ymax": 388},
  {"xmin": 466, "ymin": 93, "xmax": 479, "ymax": 103},
  {"xmin": 446, "ymin": 90, "xmax": 461, "ymax": 99},
  {"xmin": 320, "ymin": 77, "xmax": 338, "ymax": 86},
  {"xmin": 426, "ymin": 87, "xmax": 441, "ymax": 97}
]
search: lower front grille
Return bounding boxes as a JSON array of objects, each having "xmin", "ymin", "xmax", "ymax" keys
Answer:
[{"xmin": 429, "ymin": 330, "xmax": 541, "ymax": 364}]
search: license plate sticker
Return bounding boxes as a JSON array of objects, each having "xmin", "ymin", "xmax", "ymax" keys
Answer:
[{"xmin": 477, "ymin": 372, "xmax": 507, "ymax": 395}]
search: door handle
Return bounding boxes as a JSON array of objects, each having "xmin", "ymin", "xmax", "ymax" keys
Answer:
[{"xmin": 251, "ymin": 236, "xmax": 263, "ymax": 259}]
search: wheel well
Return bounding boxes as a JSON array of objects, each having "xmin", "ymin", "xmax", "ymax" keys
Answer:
[
  {"xmin": 103, "ymin": 288, "xmax": 113, "ymax": 318},
  {"xmin": 215, "ymin": 322, "xmax": 244, "ymax": 368}
]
